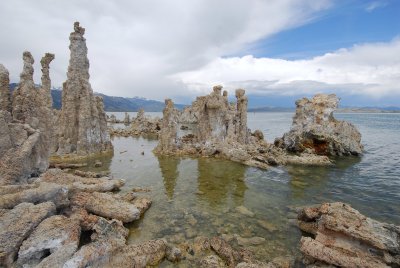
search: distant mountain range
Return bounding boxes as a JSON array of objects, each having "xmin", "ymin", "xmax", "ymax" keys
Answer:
[
  {"xmin": 8, "ymin": 83, "xmax": 400, "ymax": 113},
  {"xmin": 9, "ymin": 83, "xmax": 186, "ymax": 112}
]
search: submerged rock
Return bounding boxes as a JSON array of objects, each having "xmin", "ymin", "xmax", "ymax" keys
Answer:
[
  {"xmin": 281, "ymin": 94, "xmax": 363, "ymax": 156},
  {"xmin": 210, "ymin": 236, "xmax": 243, "ymax": 267},
  {"xmin": 56, "ymin": 22, "xmax": 112, "ymax": 156},
  {"xmin": 298, "ymin": 202, "xmax": 400, "ymax": 267},
  {"xmin": 199, "ymin": 255, "xmax": 226, "ymax": 268},
  {"xmin": 0, "ymin": 202, "xmax": 56, "ymax": 267},
  {"xmin": 235, "ymin": 206, "xmax": 255, "ymax": 217},
  {"xmin": 235, "ymin": 236, "xmax": 265, "ymax": 247}
]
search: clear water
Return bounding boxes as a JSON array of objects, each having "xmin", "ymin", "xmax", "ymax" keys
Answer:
[{"xmin": 96, "ymin": 112, "xmax": 400, "ymax": 264}]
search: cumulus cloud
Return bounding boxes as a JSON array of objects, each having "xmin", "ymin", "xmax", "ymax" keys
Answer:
[
  {"xmin": 172, "ymin": 38, "xmax": 400, "ymax": 99},
  {"xmin": 0, "ymin": 0, "xmax": 331, "ymax": 100}
]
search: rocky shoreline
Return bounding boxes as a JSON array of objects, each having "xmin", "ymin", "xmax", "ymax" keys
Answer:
[
  {"xmin": 1, "ymin": 22, "xmax": 399, "ymax": 267},
  {"xmin": 2, "ymin": 173, "xmax": 398, "ymax": 268}
]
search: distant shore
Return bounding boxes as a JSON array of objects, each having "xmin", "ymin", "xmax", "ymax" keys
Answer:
[{"xmin": 247, "ymin": 107, "xmax": 400, "ymax": 113}]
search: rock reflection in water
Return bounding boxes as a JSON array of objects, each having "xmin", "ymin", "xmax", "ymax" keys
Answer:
[
  {"xmin": 197, "ymin": 158, "xmax": 247, "ymax": 208},
  {"xmin": 75, "ymin": 152, "xmax": 114, "ymax": 174},
  {"xmin": 157, "ymin": 156, "xmax": 180, "ymax": 199},
  {"xmin": 286, "ymin": 155, "xmax": 362, "ymax": 202},
  {"xmin": 287, "ymin": 165, "xmax": 330, "ymax": 200}
]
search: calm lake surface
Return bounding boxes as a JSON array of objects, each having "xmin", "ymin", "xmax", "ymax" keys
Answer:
[{"xmin": 95, "ymin": 112, "xmax": 400, "ymax": 264}]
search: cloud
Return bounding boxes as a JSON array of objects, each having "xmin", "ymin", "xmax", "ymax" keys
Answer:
[
  {"xmin": 365, "ymin": 1, "xmax": 388, "ymax": 12},
  {"xmin": 0, "ymin": 0, "xmax": 331, "ymax": 100},
  {"xmin": 172, "ymin": 38, "xmax": 400, "ymax": 99}
]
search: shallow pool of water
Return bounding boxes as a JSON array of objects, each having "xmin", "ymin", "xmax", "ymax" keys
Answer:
[{"xmin": 96, "ymin": 112, "xmax": 400, "ymax": 264}]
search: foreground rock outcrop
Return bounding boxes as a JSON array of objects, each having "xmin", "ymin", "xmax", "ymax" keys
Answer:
[
  {"xmin": 0, "ymin": 182, "xmax": 69, "ymax": 209},
  {"xmin": 0, "ymin": 202, "xmax": 56, "ymax": 266},
  {"xmin": 279, "ymin": 94, "xmax": 363, "ymax": 156},
  {"xmin": 55, "ymin": 22, "xmax": 112, "ymax": 156},
  {"xmin": 154, "ymin": 86, "xmax": 332, "ymax": 168},
  {"xmin": 71, "ymin": 191, "xmax": 141, "ymax": 223},
  {"xmin": 17, "ymin": 215, "xmax": 81, "ymax": 267},
  {"xmin": 0, "ymin": 52, "xmax": 55, "ymax": 185},
  {"xmin": 297, "ymin": 202, "xmax": 400, "ymax": 267},
  {"xmin": 0, "ymin": 168, "xmax": 156, "ymax": 267}
]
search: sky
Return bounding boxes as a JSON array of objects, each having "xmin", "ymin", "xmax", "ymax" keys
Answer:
[{"xmin": 0, "ymin": 0, "xmax": 399, "ymax": 107}]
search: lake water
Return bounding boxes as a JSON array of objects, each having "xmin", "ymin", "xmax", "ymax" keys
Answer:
[{"xmin": 95, "ymin": 112, "xmax": 400, "ymax": 265}]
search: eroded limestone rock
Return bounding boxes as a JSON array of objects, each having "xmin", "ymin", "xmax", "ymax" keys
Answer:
[
  {"xmin": 0, "ymin": 202, "xmax": 56, "ymax": 267},
  {"xmin": 17, "ymin": 215, "xmax": 80, "ymax": 267},
  {"xmin": 123, "ymin": 112, "xmax": 130, "ymax": 125},
  {"xmin": 39, "ymin": 168, "xmax": 124, "ymax": 193},
  {"xmin": 0, "ymin": 64, "xmax": 11, "ymax": 112},
  {"xmin": 0, "ymin": 52, "xmax": 55, "ymax": 184},
  {"xmin": 298, "ymin": 202, "xmax": 400, "ymax": 267},
  {"xmin": 210, "ymin": 236, "xmax": 247, "ymax": 267},
  {"xmin": 63, "ymin": 217, "xmax": 129, "ymax": 268},
  {"xmin": 281, "ymin": 94, "xmax": 363, "ymax": 156},
  {"xmin": 155, "ymin": 87, "xmax": 250, "ymax": 156},
  {"xmin": 0, "ymin": 182, "xmax": 69, "ymax": 209},
  {"xmin": 0, "ymin": 119, "xmax": 42, "ymax": 185},
  {"xmin": 109, "ymin": 109, "xmax": 161, "ymax": 137},
  {"xmin": 92, "ymin": 239, "xmax": 168, "ymax": 268},
  {"xmin": 71, "ymin": 191, "xmax": 141, "ymax": 223},
  {"xmin": 154, "ymin": 86, "xmax": 331, "ymax": 168},
  {"xmin": 154, "ymin": 99, "xmax": 180, "ymax": 153},
  {"xmin": 56, "ymin": 22, "xmax": 112, "ymax": 156}
]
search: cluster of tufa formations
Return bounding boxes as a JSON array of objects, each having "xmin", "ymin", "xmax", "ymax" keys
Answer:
[
  {"xmin": 1, "ymin": 21, "xmax": 399, "ymax": 268},
  {"xmin": 152, "ymin": 86, "xmax": 363, "ymax": 168},
  {"xmin": 108, "ymin": 109, "xmax": 161, "ymax": 137},
  {"xmin": 0, "ymin": 22, "xmax": 174, "ymax": 268},
  {"xmin": 0, "ymin": 51, "xmax": 55, "ymax": 185}
]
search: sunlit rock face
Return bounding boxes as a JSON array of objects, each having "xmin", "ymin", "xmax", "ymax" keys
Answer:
[
  {"xmin": 0, "ymin": 52, "xmax": 55, "ymax": 185},
  {"xmin": 281, "ymin": 94, "xmax": 363, "ymax": 156},
  {"xmin": 56, "ymin": 22, "xmax": 112, "ymax": 156}
]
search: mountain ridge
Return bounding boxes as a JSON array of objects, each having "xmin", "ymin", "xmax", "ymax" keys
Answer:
[{"xmin": 9, "ymin": 84, "xmax": 400, "ymax": 113}]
